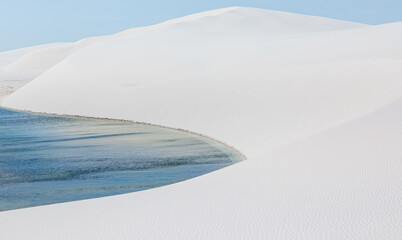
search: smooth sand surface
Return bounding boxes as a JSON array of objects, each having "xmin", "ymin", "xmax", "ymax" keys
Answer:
[{"xmin": 0, "ymin": 43, "xmax": 72, "ymax": 101}]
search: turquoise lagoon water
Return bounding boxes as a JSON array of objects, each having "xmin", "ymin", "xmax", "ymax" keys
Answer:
[{"xmin": 0, "ymin": 108, "xmax": 241, "ymax": 211}]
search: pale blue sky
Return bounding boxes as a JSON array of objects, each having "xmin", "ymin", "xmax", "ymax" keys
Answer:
[{"xmin": 1, "ymin": 0, "xmax": 402, "ymax": 51}]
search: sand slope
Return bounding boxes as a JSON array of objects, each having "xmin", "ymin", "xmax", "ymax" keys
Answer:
[
  {"xmin": 1, "ymin": 7, "xmax": 402, "ymax": 239},
  {"xmin": 0, "ymin": 43, "xmax": 72, "ymax": 101},
  {"xmin": 1, "ymin": 7, "xmax": 363, "ymax": 103}
]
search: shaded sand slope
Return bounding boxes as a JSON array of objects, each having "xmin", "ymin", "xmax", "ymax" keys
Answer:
[
  {"xmin": 0, "ymin": 43, "xmax": 72, "ymax": 101},
  {"xmin": 1, "ymin": 7, "xmax": 402, "ymax": 239}
]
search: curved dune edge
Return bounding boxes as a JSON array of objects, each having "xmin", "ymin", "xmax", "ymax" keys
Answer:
[
  {"xmin": 1, "ymin": 7, "xmax": 402, "ymax": 240},
  {"xmin": 2, "ymin": 106, "xmax": 247, "ymax": 160}
]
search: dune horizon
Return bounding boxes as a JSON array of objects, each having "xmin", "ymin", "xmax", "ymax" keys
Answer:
[{"xmin": 1, "ymin": 6, "xmax": 402, "ymax": 240}]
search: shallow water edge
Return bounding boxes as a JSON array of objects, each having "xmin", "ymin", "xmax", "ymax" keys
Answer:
[{"xmin": 3, "ymin": 106, "xmax": 247, "ymax": 160}]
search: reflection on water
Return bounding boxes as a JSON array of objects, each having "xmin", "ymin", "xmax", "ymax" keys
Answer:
[{"xmin": 0, "ymin": 108, "xmax": 241, "ymax": 211}]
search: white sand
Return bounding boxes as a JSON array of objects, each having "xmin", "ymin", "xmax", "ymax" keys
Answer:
[
  {"xmin": 1, "ymin": 7, "xmax": 402, "ymax": 239},
  {"xmin": 0, "ymin": 43, "xmax": 72, "ymax": 101}
]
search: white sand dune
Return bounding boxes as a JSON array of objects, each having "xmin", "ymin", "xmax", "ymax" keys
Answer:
[
  {"xmin": 0, "ymin": 43, "xmax": 74, "ymax": 101},
  {"xmin": 1, "ymin": 7, "xmax": 402, "ymax": 239},
  {"xmin": 0, "ymin": 7, "xmax": 365, "ymax": 91}
]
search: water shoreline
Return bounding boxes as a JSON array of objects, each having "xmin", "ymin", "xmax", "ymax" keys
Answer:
[{"xmin": 0, "ymin": 106, "xmax": 247, "ymax": 160}]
